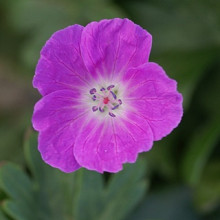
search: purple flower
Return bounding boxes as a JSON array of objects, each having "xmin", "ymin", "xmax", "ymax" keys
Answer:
[{"xmin": 32, "ymin": 18, "xmax": 183, "ymax": 173}]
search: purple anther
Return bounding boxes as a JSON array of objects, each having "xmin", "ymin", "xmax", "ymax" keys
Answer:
[
  {"xmin": 90, "ymin": 88, "xmax": 96, "ymax": 94},
  {"xmin": 107, "ymin": 85, "xmax": 115, "ymax": 90},
  {"xmin": 109, "ymin": 112, "xmax": 116, "ymax": 117},
  {"xmin": 92, "ymin": 95, "xmax": 96, "ymax": 101},
  {"xmin": 99, "ymin": 107, "xmax": 105, "ymax": 112},
  {"xmin": 92, "ymin": 106, "xmax": 98, "ymax": 112},
  {"xmin": 118, "ymin": 99, "xmax": 122, "ymax": 105},
  {"xmin": 112, "ymin": 104, "xmax": 119, "ymax": 110},
  {"xmin": 100, "ymin": 87, "xmax": 106, "ymax": 92},
  {"xmin": 110, "ymin": 91, "xmax": 117, "ymax": 100}
]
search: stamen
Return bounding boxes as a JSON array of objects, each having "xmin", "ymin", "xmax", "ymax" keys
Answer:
[
  {"xmin": 89, "ymin": 85, "xmax": 122, "ymax": 117},
  {"xmin": 109, "ymin": 112, "xmax": 116, "ymax": 117},
  {"xmin": 110, "ymin": 91, "xmax": 117, "ymax": 100},
  {"xmin": 107, "ymin": 85, "xmax": 115, "ymax": 90},
  {"xmin": 112, "ymin": 104, "xmax": 119, "ymax": 110},
  {"xmin": 92, "ymin": 106, "xmax": 98, "ymax": 112},
  {"xmin": 99, "ymin": 107, "xmax": 104, "ymax": 112},
  {"xmin": 90, "ymin": 88, "xmax": 96, "ymax": 94}
]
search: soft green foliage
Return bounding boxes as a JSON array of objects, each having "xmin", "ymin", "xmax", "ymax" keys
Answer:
[
  {"xmin": 182, "ymin": 119, "xmax": 220, "ymax": 186},
  {"xmin": 0, "ymin": 209, "xmax": 9, "ymax": 220},
  {"xmin": 128, "ymin": 187, "xmax": 199, "ymax": 220},
  {"xmin": 73, "ymin": 155, "xmax": 147, "ymax": 220},
  {"xmin": 4, "ymin": 0, "xmax": 125, "ymax": 68},
  {"xmin": 0, "ymin": 131, "xmax": 148, "ymax": 220},
  {"xmin": 195, "ymin": 160, "xmax": 220, "ymax": 212},
  {"xmin": 0, "ymin": 0, "xmax": 219, "ymax": 219}
]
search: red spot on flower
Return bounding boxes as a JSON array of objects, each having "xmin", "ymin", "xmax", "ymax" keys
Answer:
[{"xmin": 103, "ymin": 97, "xmax": 109, "ymax": 104}]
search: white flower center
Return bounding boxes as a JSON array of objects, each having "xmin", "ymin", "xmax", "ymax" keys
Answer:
[{"xmin": 89, "ymin": 85, "xmax": 122, "ymax": 117}]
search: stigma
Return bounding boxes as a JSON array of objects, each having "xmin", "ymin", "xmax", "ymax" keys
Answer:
[{"xmin": 89, "ymin": 84, "xmax": 122, "ymax": 117}]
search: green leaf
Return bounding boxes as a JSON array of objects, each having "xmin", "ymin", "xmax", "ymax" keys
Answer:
[
  {"xmin": 0, "ymin": 163, "xmax": 33, "ymax": 205},
  {"xmin": 0, "ymin": 163, "xmax": 36, "ymax": 220},
  {"xmin": 0, "ymin": 129, "xmax": 149, "ymax": 220},
  {"xmin": 194, "ymin": 160, "xmax": 220, "ymax": 212},
  {"xmin": 98, "ymin": 158, "xmax": 148, "ymax": 220},
  {"xmin": 73, "ymin": 169, "xmax": 104, "ymax": 220},
  {"xmin": 127, "ymin": 187, "xmax": 199, "ymax": 220},
  {"xmin": 0, "ymin": 209, "xmax": 9, "ymax": 220},
  {"xmin": 73, "ymin": 157, "xmax": 148, "ymax": 220},
  {"xmin": 2, "ymin": 200, "xmax": 35, "ymax": 220},
  {"xmin": 0, "ymin": 130, "xmax": 77, "ymax": 220},
  {"xmin": 181, "ymin": 118, "xmax": 220, "ymax": 186},
  {"xmin": 24, "ymin": 129, "xmax": 76, "ymax": 220}
]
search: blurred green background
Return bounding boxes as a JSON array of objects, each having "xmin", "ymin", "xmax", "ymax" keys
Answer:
[{"xmin": 0, "ymin": 0, "xmax": 219, "ymax": 219}]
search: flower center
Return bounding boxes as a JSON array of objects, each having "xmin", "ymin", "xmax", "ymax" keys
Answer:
[{"xmin": 89, "ymin": 84, "xmax": 122, "ymax": 117}]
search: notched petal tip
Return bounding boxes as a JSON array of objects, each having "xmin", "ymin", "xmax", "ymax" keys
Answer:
[
  {"xmin": 33, "ymin": 24, "xmax": 90, "ymax": 96},
  {"xmin": 32, "ymin": 98, "xmax": 46, "ymax": 132},
  {"xmin": 80, "ymin": 17, "xmax": 153, "ymax": 79},
  {"xmin": 39, "ymin": 146, "xmax": 81, "ymax": 173},
  {"xmin": 73, "ymin": 113, "xmax": 154, "ymax": 173},
  {"xmin": 123, "ymin": 62, "xmax": 183, "ymax": 141}
]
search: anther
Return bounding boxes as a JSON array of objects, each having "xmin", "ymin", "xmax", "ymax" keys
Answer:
[
  {"xmin": 89, "ymin": 85, "xmax": 122, "ymax": 117},
  {"xmin": 107, "ymin": 85, "xmax": 115, "ymax": 90},
  {"xmin": 99, "ymin": 107, "xmax": 104, "ymax": 112},
  {"xmin": 92, "ymin": 106, "xmax": 98, "ymax": 112},
  {"xmin": 109, "ymin": 112, "xmax": 116, "ymax": 117},
  {"xmin": 110, "ymin": 91, "xmax": 117, "ymax": 100},
  {"xmin": 112, "ymin": 104, "xmax": 119, "ymax": 110},
  {"xmin": 90, "ymin": 88, "xmax": 96, "ymax": 94}
]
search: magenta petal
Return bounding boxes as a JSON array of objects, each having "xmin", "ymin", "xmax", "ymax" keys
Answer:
[
  {"xmin": 74, "ymin": 114, "xmax": 153, "ymax": 173},
  {"xmin": 80, "ymin": 18, "xmax": 152, "ymax": 80},
  {"xmin": 32, "ymin": 90, "xmax": 89, "ymax": 172},
  {"xmin": 124, "ymin": 62, "xmax": 183, "ymax": 141},
  {"xmin": 33, "ymin": 25, "xmax": 92, "ymax": 96}
]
